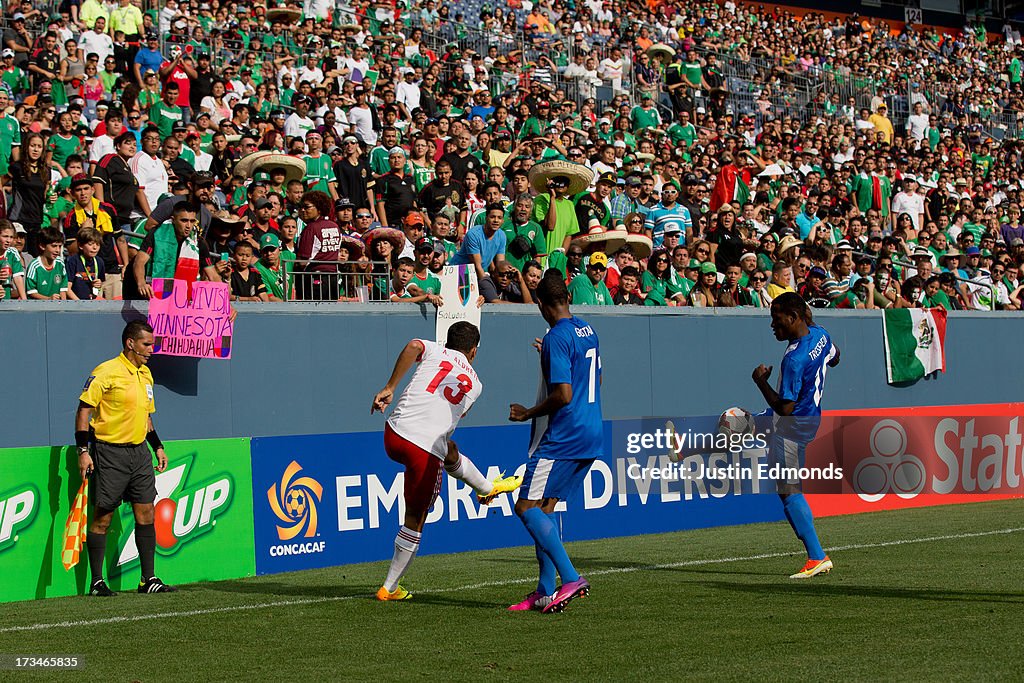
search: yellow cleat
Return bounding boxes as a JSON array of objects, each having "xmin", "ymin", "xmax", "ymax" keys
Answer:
[
  {"xmin": 376, "ymin": 585, "xmax": 412, "ymax": 601},
  {"xmin": 477, "ymin": 473, "xmax": 524, "ymax": 505},
  {"xmin": 789, "ymin": 556, "xmax": 833, "ymax": 579}
]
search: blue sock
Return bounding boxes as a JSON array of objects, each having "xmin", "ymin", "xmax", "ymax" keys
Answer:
[
  {"xmin": 782, "ymin": 493, "xmax": 825, "ymax": 561},
  {"xmin": 520, "ymin": 507, "xmax": 580, "ymax": 583},
  {"xmin": 535, "ymin": 543, "xmax": 557, "ymax": 595}
]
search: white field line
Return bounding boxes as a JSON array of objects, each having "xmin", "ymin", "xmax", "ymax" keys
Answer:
[{"xmin": 1, "ymin": 526, "xmax": 1021, "ymax": 634}]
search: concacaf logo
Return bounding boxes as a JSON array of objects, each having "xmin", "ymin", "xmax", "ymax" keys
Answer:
[{"xmin": 268, "ymin": 461, "xmax": 323, "ymax": 541}]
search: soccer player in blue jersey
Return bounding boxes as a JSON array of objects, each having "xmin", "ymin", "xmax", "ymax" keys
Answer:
[
  {"xmin": 752, "ymin": 292, "xmax": 841, "ymax": 579},
  {"xmin": 508, "ymin": 271, "xmax": 603, "ymax": 613}
]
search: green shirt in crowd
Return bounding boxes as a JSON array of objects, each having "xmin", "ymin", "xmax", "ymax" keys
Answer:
[
  {"xmin": 568, "ymin": 273, "xmax": 612, "ymax": 305},
  {"xmin": 25, "ymin": 257, "xmax": 67, "ymax": 298}
]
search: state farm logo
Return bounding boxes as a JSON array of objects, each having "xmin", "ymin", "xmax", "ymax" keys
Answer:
[
  {"xmin": 852, "ymin": 420, "xmax": 926, "ymax": 502},
  {"xmin": 268, "ymin": 461, "xmax": 323, "ymax": 541}
]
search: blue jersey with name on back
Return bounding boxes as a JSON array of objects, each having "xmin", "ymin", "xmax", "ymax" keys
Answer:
[
  {"xmin": 529, "ymin": 316, "xmax": 603, "ymax": 460},
  {"xmin": 776, "ymin": 323, "xmax": 836, "ymax": 443}
]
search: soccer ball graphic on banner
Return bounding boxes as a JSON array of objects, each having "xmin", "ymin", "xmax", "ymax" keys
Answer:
[
  {"xmin": 719, "ymin": 407, "xmax": 754, "ymax": 438},
  {"xmin": 285, "ymin": 490, "xmax": 307, "ymax": 520}
]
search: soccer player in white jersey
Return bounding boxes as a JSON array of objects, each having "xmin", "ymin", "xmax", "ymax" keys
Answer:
[{"xmin": 370, "ymin": 321, "xmax": 522, "ymax": 600}]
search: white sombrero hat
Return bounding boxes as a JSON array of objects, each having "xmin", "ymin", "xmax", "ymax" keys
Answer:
[
  {"xmin": 647, "ymin": 43, "xmax": 676, "ymax": 61},
  {"xmin": 529, "ymin": 160, "xmax": 594, "ymax": 196},
  {"xmin": 235, "ymin": 151, "xmax": 307, "ymax": 185}
]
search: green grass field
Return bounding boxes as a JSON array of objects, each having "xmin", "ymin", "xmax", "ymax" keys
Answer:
[{"xmin": 0, "ymin": 499, "xmax": 1021, "ymax": 681}]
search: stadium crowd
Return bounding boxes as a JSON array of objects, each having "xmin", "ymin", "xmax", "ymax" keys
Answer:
[{"xmin": 0, "ymin": 0, "xmax": 1022, "ymax": 310}]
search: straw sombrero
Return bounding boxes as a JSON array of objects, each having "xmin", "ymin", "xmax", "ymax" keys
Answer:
[
  {"xmin": 338, "ymin": 23, "xmax": 362, "ymax": 31},
  {"xmin": 208, "ymin": 210, "xmax": 247, "ymax": 235},
  {"xmin": 777, "ymin": 235, "xmax": 803, "ymax": 254},
  {"xmin": 625, "ymin": 233, "xmax": 653, "ymax": 259},
  {"xmin": 529, "ymin": 160, "xmax": 594, "ymax": 196},
  {"xmin": 235, "ymin": 151, "xmax": 306, "ymax": 185},
  {"xmin": 647, "ymin": 43, "xmax": 676, "ymax": 61},
  {"xmin": 267, "ymin": 7, "xmax": 302, "ymax": 23},
  {"xmin": 338, "ymin": 233, "xmax": 365, "ymax": 259},
  {"xmin": 363, "ymin": 227, "xmax": 406, "ymax": 253},
  {"xmin": 572, "ymin": 223, "xmax": 627, "ymax": 254}
]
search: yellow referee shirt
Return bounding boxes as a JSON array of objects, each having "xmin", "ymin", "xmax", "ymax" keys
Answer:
[
  {"xmin": 108, "ymin": 5, "xmax": 144, "ymax": 37},
  {"xmin": 79, "ymin": 353, "xmax": 155, "ymax": 445}
]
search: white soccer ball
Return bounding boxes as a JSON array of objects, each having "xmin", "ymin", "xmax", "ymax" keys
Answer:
[{"xmin": 719, "ymin": 407, "xmax": 754, "ymax": 438}]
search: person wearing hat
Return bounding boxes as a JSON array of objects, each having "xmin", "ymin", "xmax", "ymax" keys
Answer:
[
  {"xmin": 254, "ymin": 231, "xmax": 290, "ymax": 301},
  {"xmin": 940, "ymin": 248, "xmax": 967, "ymax": 279},
  {"xmin": 689, "ymin": 261, "xmax": 720, "ymax": 307},
  {"xmin": 567, "ymin": 251, "xmax": 613, "ymax": 305},
  {"xmin": 532, "ymin": 172, "xmax": 581, "ymax": 275},
  {"xmin": 132, "ymin": 30, "xmax": 164, "ymax": 86},
  {"xmin": 630, "ymin": 92, "xmax": 662, "ymax": 132},
  {"xmin": 3, "ymin": 14, "xmax": 31, "ymax": 70},
  {"xmin": 644, "ymin": 181, "xmax": 691, "ymax": 249},
  {"xmin": 609, "ymin": 175, "xmax": 645, "ymax": 224},
  {"xmin": 406, "ymin": 236, "xmax": 443, "ymax": 299},
  {"xmin": 284, "ymin": 94, "xmax": 316, "ymax": 140}
]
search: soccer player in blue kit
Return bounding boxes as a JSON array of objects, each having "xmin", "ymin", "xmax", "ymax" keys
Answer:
[
  {"xmin": 752, "ymin": 292, "xmax": 841, "ymax": 579},
  {"xmin": 508, "ymin": 271, "xmax": 603, "ymax": 613}
]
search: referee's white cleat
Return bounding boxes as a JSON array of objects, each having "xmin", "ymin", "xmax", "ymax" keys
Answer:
[{"xmin": 138, "ymin": 576, "xmax": 178, "ymax": 593}]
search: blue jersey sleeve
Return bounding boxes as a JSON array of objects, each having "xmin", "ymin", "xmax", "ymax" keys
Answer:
[
  {"xmin": 542, "ymin": 327, "xmax": 573, "ymax": 386},
  {"xmin": 778, "ymin": 351, "xmax": 805, "ymax": 404}
]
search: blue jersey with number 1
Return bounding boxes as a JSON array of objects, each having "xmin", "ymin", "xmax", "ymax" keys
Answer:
[
  {"xmin": 529, "ymin": 316, "xmax": 603, "ymax": 460},
  {"xmin": 777, "ymin": 323, "xmax": 837, "ymax": 443}
]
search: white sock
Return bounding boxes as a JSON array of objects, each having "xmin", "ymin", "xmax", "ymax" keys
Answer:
[
  {"xmin": 383, "ymin": 526, "xmax": 421, "ymax": 592},
  {"xmin": 444, "ymin": 452, "xmax": 492, "ymax": 495}
]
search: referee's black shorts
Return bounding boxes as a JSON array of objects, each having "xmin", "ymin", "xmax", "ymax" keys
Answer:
[{"xmin": 91, "ymin": 441, "xmax": 158, "ymax": 512}]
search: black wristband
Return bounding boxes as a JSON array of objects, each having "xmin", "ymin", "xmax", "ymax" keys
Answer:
[
  {"xmin": 146, "ymin": 430, "xmax": 163, "ymax": 451},
  {"xmin": 75, "ymin": 430, "xmax": 90, "ymax": 449}
]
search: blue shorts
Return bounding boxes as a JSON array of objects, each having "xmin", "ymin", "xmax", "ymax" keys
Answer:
[
  {"xmin": 767, "ymin": 432, "xmax": 807, "ymax": 488},
  {"xmin": 520, "ymin": 457, "xmax": 594, "ymax": 501}
]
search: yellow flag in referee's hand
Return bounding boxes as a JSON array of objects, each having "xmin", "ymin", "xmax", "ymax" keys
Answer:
[{"xmin": 62, "ymin": 480, "xmax": 89, "ymax": 571}]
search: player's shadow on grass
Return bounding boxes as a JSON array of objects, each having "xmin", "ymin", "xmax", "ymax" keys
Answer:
[
  {"xmin": 401, "ymin": 593, "xmax": 507, "ymax": 610},
  {"xmin": 206, "ymin": 580, "xmax": 369, "ymax": 599},
  {"xmin": 205, "ymin": 580, "xmax": 504, "ymax": 609},
  {"xmin": 701, "ymin": 580, "xmax": 1024, "ymax": 605}
]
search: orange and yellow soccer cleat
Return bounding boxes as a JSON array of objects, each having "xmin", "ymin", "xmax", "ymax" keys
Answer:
[{"xmin": 789, "ymin": 556, "xmax": 834, "ymax": 579}]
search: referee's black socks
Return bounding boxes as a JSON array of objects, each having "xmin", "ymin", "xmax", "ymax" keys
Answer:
[
  {"xmin": 136, "ymin": 524, "xmax": 156, "ymax": 580},
  {"xmin": 86, "ymin": 531, "xmax": 106, "ymax": 582}
]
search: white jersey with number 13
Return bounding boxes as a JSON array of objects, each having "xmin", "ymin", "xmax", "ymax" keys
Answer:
[{"xmin": 387, "ymin": 340, "xmax": 483, "ymax": 460}]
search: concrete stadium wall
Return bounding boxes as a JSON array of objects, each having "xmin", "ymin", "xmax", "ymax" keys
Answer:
[{"xmin": 0, "ymin": 302, "xmax": 1019, "ymax": 449}]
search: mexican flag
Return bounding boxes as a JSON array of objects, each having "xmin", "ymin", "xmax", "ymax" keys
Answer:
[
  {"xmin": 709, "ymin": 164, "xmax": 751, "ymax": 212},
  {"xmin": 882, "ymin": 308, "xmax": 947, "ymax": 384}
]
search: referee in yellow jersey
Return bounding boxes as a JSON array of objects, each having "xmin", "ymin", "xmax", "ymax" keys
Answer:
[{"xmin": 75, "ymin": 321, "xmax": 176, "ymax": 596}]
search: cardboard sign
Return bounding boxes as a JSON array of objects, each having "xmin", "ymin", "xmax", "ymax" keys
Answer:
[
  {"xmin": 435, "ymin": 265, "xmax": 480, "ymax": 343},
  {"xmin": 147, "ymin": 279, "xmax": 233, "ymax": 359}
]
